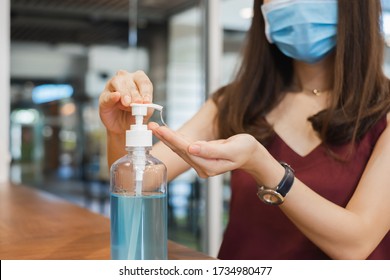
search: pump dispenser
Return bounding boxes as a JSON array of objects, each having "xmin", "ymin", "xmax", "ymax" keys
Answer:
[
  {"xmin": 126, "ymin": 103, "xmax": 162, "ymax": 147},
  {"xmin": 110, "ymin": 103, "xmax": 167, "ymax": 260}
]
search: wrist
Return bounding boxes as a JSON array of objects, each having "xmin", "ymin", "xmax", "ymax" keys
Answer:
[
  {"xmin": 245, "ymin": 143, "xmax": 286, "ymax": 190},
  {"xmin": 107, "ymin": 130, "xmax": 126, "ymax": 139},
  {"xmin": 106, "ymin": 130, "xmax": 127, "ymax": 168},
  {"xmin": 257, "ymin": 162, "xmax": 295, "ymax": 205},
  {"xmin": 107, "ymin": 130, "xmax": 126, "ymax": 152}
]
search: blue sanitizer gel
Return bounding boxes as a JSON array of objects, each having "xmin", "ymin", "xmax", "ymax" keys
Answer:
[{"xmin": 110, "ymin": 193, "xmax": 167, "ymax": 260}]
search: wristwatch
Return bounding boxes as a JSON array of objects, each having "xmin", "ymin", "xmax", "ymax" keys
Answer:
[{"xmin": 257, "ymin": 162, "xmax": 295, "ymax": 205}]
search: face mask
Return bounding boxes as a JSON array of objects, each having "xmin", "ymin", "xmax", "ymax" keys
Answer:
[{"xmin": 261, "ymin": 0, "xmax": 338, "ymax": 64}]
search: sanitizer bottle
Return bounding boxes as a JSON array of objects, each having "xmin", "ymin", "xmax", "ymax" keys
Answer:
[{"xmin": 110, "ymin": 103, "xmax": 167, "ymax": 260}]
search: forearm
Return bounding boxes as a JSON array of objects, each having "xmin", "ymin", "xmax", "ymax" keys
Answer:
[
  {"xmin": 280, "ymin": 181, "xmax": 371, "ymax": 259},
  {"xmin": 106, "ymin": 131, "xmax": 127, "ymax": 168},
  {"xmin": 247, "ymin": 144, "xmax": 379, "ymax": 259}
]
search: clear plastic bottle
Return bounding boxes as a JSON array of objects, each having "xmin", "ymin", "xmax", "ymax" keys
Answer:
[{"xmin": 110, "ymin": 103, "xmax": 167, "ymax": 260}]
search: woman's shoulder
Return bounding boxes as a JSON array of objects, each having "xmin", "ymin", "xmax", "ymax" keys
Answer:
[
  {"xmin": 379, "ymin": 111, "xmax": 390, "ymax": 134},
  {"xmin": 373, "ymin": 112, "xmax": 390, "ymax": 148},
  {"xmin": 382, "ymin": 111, "xmax": 390, "ymax": 137}
]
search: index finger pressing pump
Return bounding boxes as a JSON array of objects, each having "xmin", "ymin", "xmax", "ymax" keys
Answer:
[{"xmin": 110, "ymin": 103, "xmax": 167, "ymax": 260}]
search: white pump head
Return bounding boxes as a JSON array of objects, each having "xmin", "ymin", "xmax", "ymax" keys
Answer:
[{"xmin": 126, "ymin": 103, "xmax": 163, "ymax": 147}]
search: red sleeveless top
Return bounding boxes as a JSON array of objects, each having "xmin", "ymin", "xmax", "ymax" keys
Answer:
[{"xmin": 218, "ymin": 116, "xmax": 390, "ymax": 259}]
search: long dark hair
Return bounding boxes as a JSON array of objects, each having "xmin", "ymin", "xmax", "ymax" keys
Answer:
[{"xmin": 212, "ymin": 0, "xmax": 390, "ymax": 146}]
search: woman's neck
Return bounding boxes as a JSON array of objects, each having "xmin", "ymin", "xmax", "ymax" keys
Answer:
[{"xmin": 292, "ymin": 55, "xmax": 334, "ymax": 95}]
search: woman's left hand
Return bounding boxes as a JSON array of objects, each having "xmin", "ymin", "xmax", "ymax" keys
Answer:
[{"xmin": 148, "ymin": 122, "xmax": 261, "ymax": 178}]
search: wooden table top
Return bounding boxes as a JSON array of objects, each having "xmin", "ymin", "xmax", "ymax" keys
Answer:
[{"xmin": 0, "ymin": 182, "xmax": 215, "ymax": 260}]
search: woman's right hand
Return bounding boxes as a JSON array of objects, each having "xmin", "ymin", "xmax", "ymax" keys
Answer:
[{"xmin": 98, "ymin": 70, "xmax": 153, "ymax": 134}]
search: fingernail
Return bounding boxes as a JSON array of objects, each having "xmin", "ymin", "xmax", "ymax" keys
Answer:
[
  {"xmin": 149, "ymin": 122, "xmax": 159, "ymax": 130},
  {"xmin": 189, "ymin": 144, "xmax": 201, "ymax": 155}
]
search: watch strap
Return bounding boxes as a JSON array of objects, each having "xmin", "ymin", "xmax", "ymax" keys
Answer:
[{"xmin": 277, "ymin": 162, "xmax": 295, "ymax": 197}]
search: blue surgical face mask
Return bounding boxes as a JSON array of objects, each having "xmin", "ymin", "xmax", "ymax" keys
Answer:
[{"xmin": 261, "ymin": 0, "xmax": 338, "ymax": 64}]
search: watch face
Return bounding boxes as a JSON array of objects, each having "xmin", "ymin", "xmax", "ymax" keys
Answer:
[{"xmin": 257, "ymin": 188, "xmax": 284, "ymax": 205}]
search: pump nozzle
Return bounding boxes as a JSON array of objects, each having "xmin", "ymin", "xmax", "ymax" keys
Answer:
[{"xmin": 130, "ymin": 103, "xmax": 166, "ymax": 126}]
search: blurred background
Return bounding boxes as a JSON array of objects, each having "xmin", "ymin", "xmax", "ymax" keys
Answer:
[{"xmin": 1, "ymin": 0, "xmax": 390, "ymax": 257}]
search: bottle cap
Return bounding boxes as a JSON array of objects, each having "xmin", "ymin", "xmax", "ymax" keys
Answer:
[{"xmin": 126, "ymin": 103, "xmax": 163, "ymax": 147}]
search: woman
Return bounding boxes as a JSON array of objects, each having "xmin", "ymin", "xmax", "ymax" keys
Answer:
[{"xmin": 99, "ymin": 0, "xmax": 390, "ymax": 259}]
